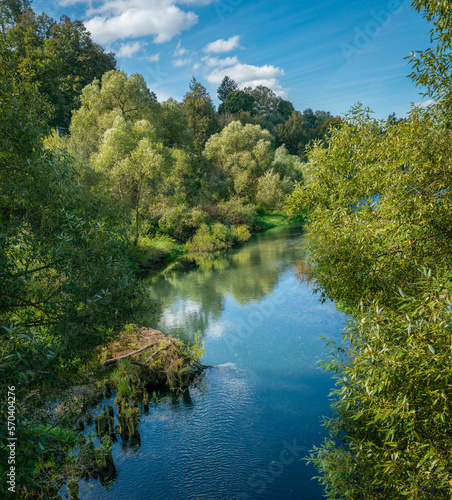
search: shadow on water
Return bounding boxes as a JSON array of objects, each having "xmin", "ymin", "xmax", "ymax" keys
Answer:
[{"xmin": 79, "ymin": 223, "xmax": 347, "ymax": 500}]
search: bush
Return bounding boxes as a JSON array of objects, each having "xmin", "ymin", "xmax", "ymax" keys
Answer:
[
  {"xmin": 255, "ymin": 169, "xmax": 292, "ymax": 211},
  {"xmin": 230, "ymin": 225, "xmax": 251, "ymax": 243},
  {"xmin": 217, "ymin": 197, "xmax": 257, "ymax": 226},
  {"xmin": 158, "ymin": 205, "xmax": 210, "ymax": 241},
  {"xmin": 187, "ymin": 222, "xmax": 251, "ymax": 253}
]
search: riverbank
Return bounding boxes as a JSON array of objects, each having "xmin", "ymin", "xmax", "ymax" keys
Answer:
[
  {"xmin": 17, "ymin": 325, "xmax": 206, "ymax": 499},
  {"xmin": 128, "ymin": 212, "xmax": 305, "ymax": 273}
]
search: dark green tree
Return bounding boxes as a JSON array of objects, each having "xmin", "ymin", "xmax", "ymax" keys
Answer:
[
  {"xmin": 218, "ymin": 90, "xmax": 255, "ymax": 115},
  {"xmin": 4, "ymin": 8, "xmax": 117, "ymax": 128},
  {"xmin": 182, "ymin": 77, "xmax": 218, "ymax": 154},
  {"xmin": 217, "ymin": 75, "xmax": 238, "ymax": 102}
]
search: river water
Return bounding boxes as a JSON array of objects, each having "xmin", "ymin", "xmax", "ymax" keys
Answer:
[{"xmin": 81, "ymin": 224, "xmax": 346, "ymax": 499}]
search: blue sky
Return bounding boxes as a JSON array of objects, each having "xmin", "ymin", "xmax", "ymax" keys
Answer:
[{"xmin": 33, "ymin": 0, "xmax": 432, "ymax": 119}]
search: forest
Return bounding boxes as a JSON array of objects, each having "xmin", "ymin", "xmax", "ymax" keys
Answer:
[{"xmin": 1, "ymin": 0, "xmax": 452, "ymax": 497}]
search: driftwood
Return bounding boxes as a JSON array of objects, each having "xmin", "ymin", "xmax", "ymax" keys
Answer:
[{"xmin": 102, "ymin": 340, "xmax": 175, "ymax": 367}]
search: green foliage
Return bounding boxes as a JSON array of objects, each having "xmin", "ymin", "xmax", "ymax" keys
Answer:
[
  {"xmin": 155, "ymin": 98, "xmax": 194, "ymax": 150},
  {"xmin": 0, "ymin": 40, "xmax": 144, "ymax": 429},
  {"xmin": 287, "ymin": 103, "xmax": 452, "ymax": 309},
  {"xmin": 204, "ymin": 121, "xmax": 299, "ymax": 210},
  {"xmin": 256, "ymin": 168, "xmax": 293, "ymax": 211},
  {"xmin": 3, "ymin": 8, "xmax": 116, "ymax": 128},
  {"xmin": 92, "ymin": 115, "xmax": 173, "ymax": 245},
  {"xmin": 158, "ymin": 204, "xmax": 210, "ymax": 241},
  {"xmin": 218, "ymin": 90, "xmax": 255, "ymax": 115},
  {"xmin": 217, "ymin": 75, "xmax": 238, "ymax": 102},
  {"xmin": 127, "ymin": 234, "xmax": 183, "ymax": 269},
  {"xmin": 309, "ymin": 273, "xmax": 452, "ymax": 499},
  {"xmin": 294, "ymin": 4, "xmax": 452, "ymax": 497},
  {"xmin": 203, "ymin": 121, "xmax": 275, "ymax": 202},
  {"xmin": 407, "ymin": 0, "xmax": 452, "ymax": 107},
  {"xmin": 182, "ymin": 77, "xmax": 218, "ymax": 154},
  {"xmin": 70, "ymin": 70, "xmax": 158, "ymax": 160},
  {"xmin": 187, "ymin": 222, "xmax": 251, "ymax": 253},
  {"xmin": 274, "ymin": 108, "xmax": 341, "ymax": 158},
  {"xmin": 217, "ymin": 197, "xmax": 257, "ymax": 226}
]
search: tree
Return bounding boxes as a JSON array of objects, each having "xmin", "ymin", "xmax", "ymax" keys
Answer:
[
  {"xmin": 287, "ymin": 2, "xmax": 452, "ymax": 497},
  {"xmin": 217, "ymin": 75, "xmax": 238, "ymax": 102},
  {"xmin": 287, "ymin": 104, "xmax": 452, "ymax": 307},
  {"xmin": 204, "ymin": 121, "xmax": 298, "ymax": 208},
  {"xmin": 4, "ymin": 8, "xmax": 117, "ymax": 128},
  {"xmin": 69, "ymin": 70, "xmax": 158, "ymax": 160},
  {"xmin": 92, "ymin": 116, "xmax": 173, "ymax": 245},
  {"xmin": 309, "ymin": 272, "xmax": 452, "ymax": 499},
  {"xmin": 0, "ymin": 42, "xmax": 145, "ymax": 491},
  {"xmin": 408, "ymin": 0, "xmax": 452, "ymax": 107},
  {"xmin": 0, "ymin": 46, "xmax": 142, "ymax": 380},
  {"xmin": 0, "ymin": 0, "xmax": 30, "ymax": 29},
  {"xmin": 182, "ymin": 77, "xmax": 218, "ymax": 154},
  {"xmin": 154, "ymin": 97, "xmax": 194, "ymax": 150},
  {"xmin": 204, "ymin": 121, "xmax": 274, "ymax": 202},
  {"xmin": 274, "ymin": 110, "xmax": 308, "ymax": 156},
  {"xmin": 218, "ymin": 90, "xmax": 255, "ymax": 115}
]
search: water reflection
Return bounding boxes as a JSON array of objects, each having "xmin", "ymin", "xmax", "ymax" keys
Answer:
[
  {"xmin": 145, "ymin": 225, "xmax": 305, "ymax": 344},
  {"xmin": 81, "ymin": 223, "xmax": 347, "ymax": 500}
]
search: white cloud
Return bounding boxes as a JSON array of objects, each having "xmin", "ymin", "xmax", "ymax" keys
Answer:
[
  {"xmin": 203, "ymin": 35, "xmax": 241, "ymax": 54},
  {"xmin": 240, "ymin": 79, "xmax": 288, "ymax": 98},
  {"xmin": 145, "ymin": 53, "xmax": 160, "ymax": 62},
  {"xmin": 115, "ymin": 41, "xmax": 146, "ymax": 58},
  {"xmin": 202, "ymin": 55, "xmax": 239, "ymax": 67},
  {"xmin": 207, "ymin": 62, "xmax": 284, "ymax": 85},
  {"xmin": 173, "ymin": 40, "xmax": 190, "ymax": 57},
  {"xmin": 413, "ymin": 99, "xmax": 436, "ymax": 109},
  {"xmin": 82, "ymin": 1, "xmax": 203, "ymax": 44},
  {"xmin": 173, "ymin": 58, "xmax": 190, "ymax": 67},
  {"xmin": 206, "ymin": 62, "xmax": 287, "ymax": 98},
  {"xmin": 192, "ymin": 62, "xmax": 202, "ymax": 70},
  {"xmin": 86, "ymin": 8, "xmax": 197, "ymax": 45}
]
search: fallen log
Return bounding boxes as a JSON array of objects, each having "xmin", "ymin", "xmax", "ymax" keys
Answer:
[{"xmin": 102, "ymin": 340, "xmax": 175, "ymax": 367}]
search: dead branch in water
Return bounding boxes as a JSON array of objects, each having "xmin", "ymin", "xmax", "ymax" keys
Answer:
[{"xmin": 102, "ymin": 340, "xmax": 176, "ymax": 367}]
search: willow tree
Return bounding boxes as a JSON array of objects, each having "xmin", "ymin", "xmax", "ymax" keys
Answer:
[
  {"xmin": 204, "ymin": 121, "xmax": 297, "ymax": 208},
  {"xmin": 70, "ymin": 70, "xmax": 158, "ymax": 160},
  {"xmin": 92, "ymin": 116, "xmax": 173, "ymax": 245},
  {"xmin": 286, "ymin": 1, "xmax": 452, "ymax": 497}
]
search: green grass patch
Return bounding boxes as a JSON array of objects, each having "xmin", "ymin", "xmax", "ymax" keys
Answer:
[
  {"xmin": 255, "ymin": 212, "xmax": 305, "ymax": 231},
  {"xmin": 128, "ymin": 234, "xmax": 185, "ymax": 270}
]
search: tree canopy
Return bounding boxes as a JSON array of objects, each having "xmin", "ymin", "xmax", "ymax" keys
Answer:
[
  {"xmin": 217, "ymin": 75, "xmax": 238, "ymax": 102},
  {"xmin": 286, "ymin": 2, "xmax": 452, "ymax": 497},
  {"xmin": 3, "ymin": 7, "xmax": 116, "ymax": 128}
]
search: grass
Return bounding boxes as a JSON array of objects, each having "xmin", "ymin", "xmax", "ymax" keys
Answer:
[
  {"xmin": 128, "ymin": 234, "xmax": 185, "ymax": 271},
  {"xmin": 255, "ymin": 212, "xmax": 305, "ymax": 231}
]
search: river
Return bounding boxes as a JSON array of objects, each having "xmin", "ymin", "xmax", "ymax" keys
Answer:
[{"xmin": 80, "ymin": 224, "xmax": 346, "ymax": 499}]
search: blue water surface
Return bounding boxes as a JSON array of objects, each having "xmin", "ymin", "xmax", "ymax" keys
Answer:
[{"xmin": 80, "ymin": 224, "xmax": 346, "ymax": 500}]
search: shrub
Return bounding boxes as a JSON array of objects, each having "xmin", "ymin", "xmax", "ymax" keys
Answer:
[
  {"xmin": 187, "ymin": 222, "xmax": 250, "ymax": 253},
  {"xmin": 255, "ymin": 169, "xmax": 292, "ymax": 211},
  {"xmin": 217, "ymin": 197, "xmax": 257, "ymax": 226},
  {"xmin": 158, "ymin": 205, "xmax": 211, "ymax": 241},
  {"xmin": 230, "ymin": 225, "xmax": 251, "ymax": 243}
]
